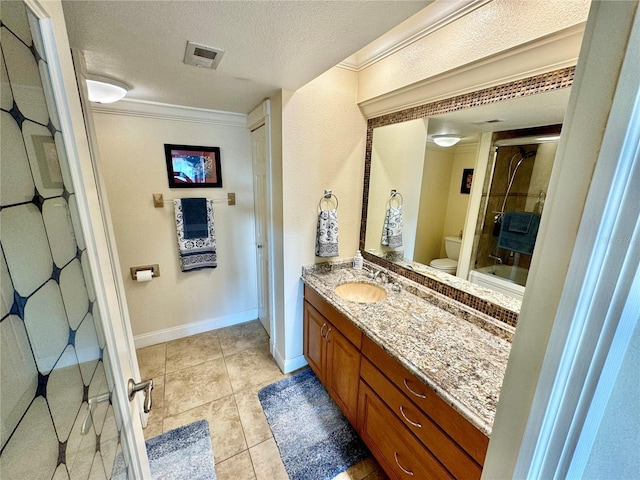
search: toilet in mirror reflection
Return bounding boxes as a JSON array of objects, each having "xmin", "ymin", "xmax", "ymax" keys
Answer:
[{"xmin": 429, "ymin": 236, "xmax": 462, "ymax": 275}]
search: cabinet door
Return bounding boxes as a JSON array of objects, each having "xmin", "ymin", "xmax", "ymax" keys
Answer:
[
  {"xmin": 303, "ymin": 300, "xmax": 326, "ymax": 382},
  {"xmin": 325, "ymin": 325, "xmax": 361, "ymax": 428}
]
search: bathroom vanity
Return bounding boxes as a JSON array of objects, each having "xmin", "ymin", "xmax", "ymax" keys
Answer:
[{"xmin": 302, "ymin": 261, "xmax": 513, "ymax": 479}]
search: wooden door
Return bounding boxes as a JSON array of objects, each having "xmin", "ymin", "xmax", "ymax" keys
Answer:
[{"xmin": 325, "ymin": 325, "xmax": 361, "ymax": 427}]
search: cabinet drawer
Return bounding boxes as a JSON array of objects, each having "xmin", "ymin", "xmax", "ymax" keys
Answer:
[
  {"xmin": 304, "ymin": 285, "xmax": 362, "ymax": 348},
  {"xmin": 362, "ymin": 336, "xmax": 489, "ymax": 465},
  {"xmin": 358, "ymin": 381, "xmax": 454, "ymax": 480},
  {"xmin": 361, "ymin": 358, "xmax": 481, "ymax": 480}
]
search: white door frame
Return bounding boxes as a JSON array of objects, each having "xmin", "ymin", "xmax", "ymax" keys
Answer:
[
  {"xmin": 247, "ymin": 100, "xmax": 276, "ymax": 354},
  {"xmin": 516, "ymin": 5, "xmax": 640, "ymax": 477},
  {"xmin": 71, "ymin": 49, "xmax": 148, "ymax": 426},
  {"xmin": 516, "ymin": 4, "xmax": 640, "ymax": 478},
  {"xmin": 28, "ymin": 0, "xmax": 150, "ymax": 476}
]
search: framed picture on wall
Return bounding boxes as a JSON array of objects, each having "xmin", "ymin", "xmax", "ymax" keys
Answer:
[
  {"xmin": 164, "ymin": 144, "xmax": 222, "ymax": 188},
  {"xmin": 460, "ymin": 168, "xmax": 474, "ymax": 194}
]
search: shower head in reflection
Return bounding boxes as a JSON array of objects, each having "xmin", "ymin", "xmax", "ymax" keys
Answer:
[{"xmin": 499, "ymin": 149, "xmax": 537, "ymax": 215}]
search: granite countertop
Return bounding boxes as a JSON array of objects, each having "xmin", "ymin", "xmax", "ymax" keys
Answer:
[
  {"xmin": 301, "ymin": 260, "xmax": 514, "ymax": 436},
  {"xmin": 395, "ymin": 258, "xmax": 522, "ymax": 314}
]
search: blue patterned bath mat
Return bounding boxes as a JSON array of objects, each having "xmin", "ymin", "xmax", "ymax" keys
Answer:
[
  {"xmin": 258, "ymin": 368, "xmax": 370, "ymax": 480},
  {"xmin": 146, "ymin": 419, "xmax": 216, "ymax": 480}
]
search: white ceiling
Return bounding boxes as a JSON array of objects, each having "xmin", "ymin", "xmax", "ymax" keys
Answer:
[
  {"xmin": 61, "ymin": 0, "xmax": 431, "ymax": 114},
  {"xmin": 427, "ymin": 88, "xmax": 571, "ymax": 143}
]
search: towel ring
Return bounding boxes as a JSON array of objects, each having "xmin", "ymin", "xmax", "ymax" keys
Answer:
[
  {"xmin": 389, "ymin": 190, "xmax": 403, "ymax": 207},
  {"xmin": 318, "ymin": 190, "xmax": 339, "ymax": 211}
]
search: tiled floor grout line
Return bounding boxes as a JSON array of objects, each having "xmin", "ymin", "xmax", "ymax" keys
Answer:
[
  {"xmin": 221, "ymin": 347, "xmax": 265, "ymax": 478},
  {"xmin": 138, "ymin": 322, "xmax": 386, "ymax": 479}
]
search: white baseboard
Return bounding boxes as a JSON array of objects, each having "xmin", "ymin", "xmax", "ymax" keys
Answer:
[
  {"xmin": 273, "ymin": 348, "xmax": 308, "ymax": 374},
  {"xmin": 133, "ymin": 309, "xmax": 258, "ymax": 349},
  {"xmin": 283, "ymin": 354, "xmax": 308, "ymax": 374}
]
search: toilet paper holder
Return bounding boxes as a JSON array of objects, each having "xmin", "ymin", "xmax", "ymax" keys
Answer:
[{"xmin": 130, "ymin": 264, "xmax": 160, "ymax": 281}]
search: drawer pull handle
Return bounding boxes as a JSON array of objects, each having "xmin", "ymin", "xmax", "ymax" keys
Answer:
[
  {"xmin": 394, "ymin": 452, "xmax": 414, "ymax": 476},
  {"xmin": 320, "ymin": 323, "xmax": 327, "ymax": 338},
  {"xmin": 403, "ymin": 379, "xmax": 426, "ymax": 399},
  {"xmin": 400, "ymin": 406, "xmax": 422, "ymax": 428},
  {"xmin": 326, "ymin": 327, "xmax": 332, "ymax": 342}
]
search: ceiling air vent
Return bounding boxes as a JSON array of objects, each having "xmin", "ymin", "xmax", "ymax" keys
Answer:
[
  {"xmin": 184, "ymin": 41, "xmax": 225, "ymax": 69},
  {"xmin": 472, "ymin": 119, "xmax": 505, "ymax": 125}
]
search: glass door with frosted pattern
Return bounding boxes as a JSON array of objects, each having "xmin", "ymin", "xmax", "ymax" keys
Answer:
[{"xmin": 1, "ymin": 3, "xmax": 134, "ymax": 478}]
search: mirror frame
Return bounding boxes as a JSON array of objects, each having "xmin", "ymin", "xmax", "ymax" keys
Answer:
[{"xmin": 359, "ymin": 66, "xmax": 575, "ymax": 326}]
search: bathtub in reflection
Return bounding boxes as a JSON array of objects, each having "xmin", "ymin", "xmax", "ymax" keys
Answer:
[{"xmin": 468, "ymin": 264, "xmax": 528, "ymax": 301}]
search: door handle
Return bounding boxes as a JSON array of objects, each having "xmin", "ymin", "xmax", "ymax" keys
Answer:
[
  {"xmin": 81, "ymin": 391, "xmax": 110, "ymax": 435},
  {"xmin": 128, "ymin": 378, "xmax": 153, "ymax": 413}
]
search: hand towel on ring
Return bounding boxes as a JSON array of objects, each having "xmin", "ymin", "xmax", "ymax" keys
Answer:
[
  {"xmin": 315, "ymin": 209, "xmax": 339, "ymax": 258},
  {"xmin": 381, "ymin": 205, "xmax": 403, "ymax": 248}
]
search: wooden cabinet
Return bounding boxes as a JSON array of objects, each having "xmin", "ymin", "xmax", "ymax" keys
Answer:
[
  {"xmin": 358, "ymin": 380, "xmax": 454, "ymax": 479},
  {"xmin": 303, "ymin": 286, "xmax": 362, "ymax": 427},
  {"xmin": 302, "ymin": 285, "xmax": 489, "ymax": 479},
  {"xmin": 360, "ymin": 336, "xmax": 488, "ymax": 479}
]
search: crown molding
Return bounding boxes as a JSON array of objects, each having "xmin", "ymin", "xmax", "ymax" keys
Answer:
[
  {"xmin": 359, "ymin": 23, "xmax": 585, "ymax": 118},
  {"xmin": 338, "ymin": 0, "xmax": 491, "ymax": 71},
  {"xmin": 91, "ymin": 98, "xmax": 247, "ymax": 127}
]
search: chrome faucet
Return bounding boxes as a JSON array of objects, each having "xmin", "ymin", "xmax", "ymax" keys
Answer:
[
  {"xmin": 371, "ymin": 269, "xmax": 388, "ymax": 283},
  {"xmin": 488, "ymin": 254, "xmax": 503, "ymax": 264}
]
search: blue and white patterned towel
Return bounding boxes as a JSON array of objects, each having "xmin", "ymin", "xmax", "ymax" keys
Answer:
[
  {"xmin": 174, "ymin": 199, "xmax": 217, "ymax": 271},
  {"xmin": 315, "ymin": 209, "xmax": 339, "ymax": 257},
  {"xmin": 381, "ymin": 205, "xmax": 403, "ymax": 248}
]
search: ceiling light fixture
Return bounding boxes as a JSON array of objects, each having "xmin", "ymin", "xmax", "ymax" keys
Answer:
[
  {"xmin": 432, "ymin": 134, "xmax": 461, "ymax": 147},
  {"xmin": 86, "ymin": 76, "xmax": 128, "ymax": 103}
]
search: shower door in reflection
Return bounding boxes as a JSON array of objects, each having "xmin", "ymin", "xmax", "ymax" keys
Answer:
[
  {"xmin": 0, "ymin": 1, "xmax": 148, "ymax": 478},
  {"xmin": 471, "ymin": 135, "xmax": 559, "ymax": 288}
]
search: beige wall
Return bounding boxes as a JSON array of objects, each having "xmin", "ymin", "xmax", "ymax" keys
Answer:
[
  {"xmin": 93, "ymin": 106, "xmax": 257, "ymax": 342},
  {"xmin": 443, "ymin": 144, "xmax": 477, "ymax": 249},
  {"xmin": 365, "ymin": 118, "xmax": 427, "ymax": 258},
  {"xmin": 412, "ymin": 143, "xmax": 477, "ymax": 264},
  {"xmin": 279, "ymin": 66, "xmax": 366, "ymax": 369},
  {"xmin": 414, "ymin": 146, "xmax": 452, "ymax": 265}
]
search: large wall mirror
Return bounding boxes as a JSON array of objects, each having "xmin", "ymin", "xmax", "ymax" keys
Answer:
[{"xmin": 359, "ymin": 67, "xmax": 575, "ymax": 323}]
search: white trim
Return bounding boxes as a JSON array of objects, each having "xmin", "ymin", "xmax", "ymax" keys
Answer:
[
  {"xmin": 515, "ymin": 4, "xmax": 640, "ymax": 477},
  {"xmin": 92, "ymin": 98, "xmax": 247, "ymax": 127},
  {"xmin": 133, "ymin": 309, "xmax": 259, "ymax": 349},
  {"xmin": 72, "ymin": 49, "xmax": 149, "ymax": 424},
  {"xmin": 338, "ymin": 0, "xmax": 492, "ymax": 71},
  {"xmin": 458, "ymin": 132, "xmax": 493, "ymax": 281},
  {"xmin": 565, "ymin": 264, "xmax": 640, "ymax": 478},
  {"xmin": 247, "ymin": 100, "xmax": 278, "ymax": 361},
  {"xmin": 359, "ymin": 23, "xmax": 584, "ymax": 118},
  {"xmin": 246, "ymin": 100, "xmax": 269, "ymax": 130},
  {"xmin": 273, "ymin": 348, "xmax": 308, "ymax": 375}
]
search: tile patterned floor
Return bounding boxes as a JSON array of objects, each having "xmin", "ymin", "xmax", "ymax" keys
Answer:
[{"xmin": 136, "ymin": 320, "xmax": 388, "ymax": 480}]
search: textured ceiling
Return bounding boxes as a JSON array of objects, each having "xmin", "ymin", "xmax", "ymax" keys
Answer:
[{"xmin": 61, "ymin": 0, "xmax": 430, "ymax": 113}]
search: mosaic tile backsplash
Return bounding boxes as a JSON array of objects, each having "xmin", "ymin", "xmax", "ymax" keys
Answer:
[{"xmin": 1, "ymin": 3, "xmax": 126, "ymax": 479}]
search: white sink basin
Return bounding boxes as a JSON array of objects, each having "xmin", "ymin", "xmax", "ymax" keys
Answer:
[{"xmin": 334, "ymin": 282, "xmax": 387, "ymax": 303}]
